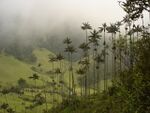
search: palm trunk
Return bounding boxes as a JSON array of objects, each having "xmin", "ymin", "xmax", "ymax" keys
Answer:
[
  {"xmin": 67, "ymin": 45, "xmax": 71, "ymax": 99},
  {"xmin": 71, "ymin": 53, "xmax": 75, "ymax": 95},
  {"xmin": 93, "ymin": 44, "xmax": 96, "ymax": 94},
  {"xmin": 96, "ymin": 62, "xmax": 100, "ymax": 92},
  {"xmin": 125, "ymin": 28, "xmax": 128, "ymax": 70},
  {"xmin": 111, "ymin": 33, "xmax": 114, "ymax": 80},
  {"xmin": 106, "ymin": 49, "xmax": 109, "ymax": 88},
  {"xmin": 114, "ymin": 33, "xmax": 117, "ymax": 79},
  {"xmin": 129, "ymin": 24, "xmax": 133, "ymax": 69},
  {"xmin": 86, "ymin": 29, "xmax": 90, "ymax": 96},
  {"xmin": 119, "ymin": 34, "xmax": 122, "ymax": 75},
  {"xmin": 104, "ymin": 31, "xmax": 107, "ymax": 91},
  {"xmin": 60, "ymin": 61, "xmax": 64, "ymax": 100},
  {"xmin": 85, "ymin": 69, "xmax": 87, "ymax": 96},
  {"xmin": 132, "ymin": 31, "xmax": 135, "ymax": 67}
]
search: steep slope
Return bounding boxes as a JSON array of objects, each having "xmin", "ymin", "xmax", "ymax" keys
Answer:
[{"xmin": 0, "ymin": 54, "xmax": 33, "ymax": 85}]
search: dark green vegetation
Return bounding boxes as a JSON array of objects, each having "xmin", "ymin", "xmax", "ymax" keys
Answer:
[{"xmin": 0, "ymin": 0, "xmax": 150, "ymax": 113}]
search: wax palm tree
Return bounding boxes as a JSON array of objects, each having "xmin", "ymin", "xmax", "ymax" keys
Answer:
[
  {"xmin": 122, "ymin": 7, "xmax": 137, "ymax": 69},
  {"xmin": 81, "ymin": 22, "xmax": 92, "ymax": 43},
  {"xmin": 78, "ymin": 58, "xmax": 90, "ymax": 96},
  {"xmin": 81, "ymin": 22, "xmax": 92, "ymax": 95},
  {"xmin": 63, "ymin": 37, "xmax": 72, "ymax": 46},
  {"xmin": 63, "ymin": 37, "xmax": 72, "ymax": 97},
  {"xmin": 79, "ymin": 42, "xmax": 90, "ymax": 95},
  {"xmin": 99, "ymin": 23, "xmax": 108, "ymax": 91},
  {"xmin": 49, "ymin": 56, "xmax": 57, "ymax": 71},
  {"xmin": 99, "ymin": 23, "xmax": 107, "ymax": 46},
  {"xmin": 54, "ymin": 67, "xmax": 61, "ymax": 101},
  {"xmin": 116, "ymin": 21, "xmax": 123, "ymax": 73},
  {"xmin": 94, "ymin": 53, "xmax": 104, "ymax": 92},
  {"xmin": 134, "ymin": 25, "xmax": 142, "ymax": 40},
  {"xmin": 29, "ymin": 73, "xmax": 39, "ymax": 97},
  {"xmin": 89, "ymin": 29, "xmax": 101, "ymax": 94},
  {"xmin": 64, "ymin": 41, "xmax": 76, "ymax": 96},
  {"xmin": 76, "ymin": 67, "xmax": 86, "ymax": 96},
  {"xmin": 116, "ymin": 35, "xmax": 126, "ymax": 74},
  {"xmin": 79, "ymin": 42, "xmax": 90, "ymax": 57},
  {"xmin": 65, "ymin": 45, "xmax": 76, "ymax": 95},
  {"xmin": 106, "ymin": 24, "xmax": 119, "ymax": 80},
  {"xmin": 29, "ymin": 73, "xmax": 39, "ymax": 88},
  {"xmin": 56, "ymin": 53, "xmax": 64, "ymax": 99}
]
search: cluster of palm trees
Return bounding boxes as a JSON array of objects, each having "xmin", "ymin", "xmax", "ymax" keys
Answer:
[
  {"xmin": 48, "ymin": 53, "xmax": 66, "ymax": 103},
  {"xmin": 63, "ymin": 38, "xmax": 76, "ymax": 98},
  {"xmin": 74, "ymin": 19, "xmax": 146, "ymax": 97},
  {"xmin": 0, "ymin": 21, "xmax": 146, "ymax": 113},
  {"xmin": 76, "ymin": 22, "xmax": 119, "ymax": 96}
]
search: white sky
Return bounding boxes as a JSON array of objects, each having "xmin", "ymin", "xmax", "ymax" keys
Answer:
[
  {"xmin": 0, "ymin": 0, "xmax": 125, "ymax": 27},
  {"xmin": 0, "ymin": 0, "xmax": 149, "ymax": 39}
]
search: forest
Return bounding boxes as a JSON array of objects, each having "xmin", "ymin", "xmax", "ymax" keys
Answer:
[{"xmin": 0, "ymin": 0, "xmax": 150, "ymax": 113}]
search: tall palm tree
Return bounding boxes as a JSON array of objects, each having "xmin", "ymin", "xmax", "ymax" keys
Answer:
[
  {"xmin": 79, "ymin": 42, "xmax": 90, "ymax": 96},
  {"xmin": 79, "ymin": 42, "xmax": 90, "ymax": 57},
  {"xmin": 76, "ymin": 67, "xmax": 86, "ymax": 96},
  {"xmin": 29, "ymin": 73, "xmax": 39, "ymax": 88},
  {"xmin": 56, "ymin": 53, "xmax": 64, "ymax": 99},
  {"xmin": 49, "ymin": 56, "xmax": 57, "ymax": 71},
  {"xmin": 29, "ymin": 73, "xmax": 39, "ymax": 96},
  {"xmin": 54, "ymin": 68, "xmax": 61, "ymax": 101},
  {"xmin": 116, "ymin": 22, "xmax": 123, "ymax": 73},
  {"xmin": 65, "ymin": 45, "xmax": 76, "ymax": 95},
  {"xmin": 78, "ymin": 58, "xmax": 90, "ymax": 96},
  {"xmin": 99, "ymin": 23, "xmax": 108, "ymax": 91},
  {"xmin": 106, "ymin": 24, "xmax": 119, "ymax": 80},
  {"xmin": 63, "ymin": 37, "xmax": 72, "ymax": 97},
  {"xmin": 134, "ymin": 25, "xmax": 142, "ymax": 40},
  {"xmin": 81, "ymin": 22, "xmax": 92, "ymax": 43},
  {"xmin": 122, "ymin": 9, "xmax": 136, "ymax": 70},
  {"xmin": 89, "ymin": 29, "xmax": 101, "ymax": 94},
  {"xmin": 81, "ymin": 22, "xmax": 92, "ymax": 95},
  {"xmin": 94, "ymin": 53, "xmax": 104, "ymax": 92}
]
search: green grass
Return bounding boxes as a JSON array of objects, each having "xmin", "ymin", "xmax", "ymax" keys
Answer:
[
  {"xmin": 0, "ymin": 54, "xmax": 33, "ymax": 86},
  {"xmin": 0, "ymin": 48, "xmax": 71, "ymax": 112},
  {"xmin": 0, "ymin": 47, "xmax": 111, "ymax": 113}
]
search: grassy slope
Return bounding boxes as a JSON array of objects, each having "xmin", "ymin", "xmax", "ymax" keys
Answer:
[
  {"xmin": 0, "ymin": 48, "xmax": 56, "ymax": 86},
  {"xmin": 0, "ymin": 47, "xmax": 111, "ymax": 90},
  {"xmin": 0, "ymin": 54, "xmax": 33, "ymax": 85},
  {"xmin": 0, "ymin": 48, "xmax": 72, "ymax": 86},
  {"xmin": 0, "ymin": 48, "xmax": 56, "ymax": 113}
]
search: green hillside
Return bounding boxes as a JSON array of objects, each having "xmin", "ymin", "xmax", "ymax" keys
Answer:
[
  {"xmin": 0, "ymin": 54, "xmax": 33, "ymax": 85},
  {"xmin": 0, "ymin": 48, "xmax": 56, "ymax": 86}
]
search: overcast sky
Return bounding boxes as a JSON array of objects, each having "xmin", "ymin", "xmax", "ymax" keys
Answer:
[
  {"xmin": 0, "ymin": 0, "xmax": 149, "ymax": 40},
  {"xmin": 0, "ymin": 0, "xmax": 125, "ymax": 26}
]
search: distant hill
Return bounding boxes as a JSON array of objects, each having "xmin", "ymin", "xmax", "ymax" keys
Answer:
[
  {"xmin": 0, "ymin": 48, "xmax": 72, "ymax": 87},
  {"xmin": 0, "ymin": 53, "xmax": 33, "ymax": 85},
  {"xmin": 0, "ymin": 48, "xmax": 55, "ymax": 86}
]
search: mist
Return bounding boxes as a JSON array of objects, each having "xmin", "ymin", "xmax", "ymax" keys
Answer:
[{"xmin": 0, "ymin": 0, "xmax": 126, "ymax": 42}]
